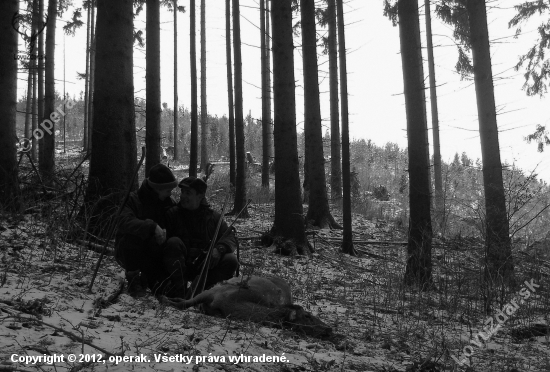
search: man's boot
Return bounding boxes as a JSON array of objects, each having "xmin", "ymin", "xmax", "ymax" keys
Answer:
[{"xmin": 126, "ymin": 270, "xmax": 147, "ymax": 298}]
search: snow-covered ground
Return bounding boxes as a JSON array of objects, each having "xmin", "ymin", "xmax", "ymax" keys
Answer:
[{"xmin": 1, "ymin": 204, "xmax": 549, "ymax": 372}]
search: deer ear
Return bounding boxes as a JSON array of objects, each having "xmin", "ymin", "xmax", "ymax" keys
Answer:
[{"xmin": 287, "ymin": 310, "xmax": 297, "ymax": 321}]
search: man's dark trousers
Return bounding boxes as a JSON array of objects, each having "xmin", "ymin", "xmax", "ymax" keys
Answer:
[
  {"xmin": 163, "ymin": 237, "xmax": 239, "ymax": 291},
  {"xmin": 116, "ymin": 236, "xmax": 167, "ymax": 292}
]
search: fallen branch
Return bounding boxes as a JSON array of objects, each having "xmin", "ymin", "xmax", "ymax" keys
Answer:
[
  {"xmin": 354, "ymin": 247, "xmax": 394, "ymax": 261},
  {"xmin": 74, "ymin": 240, "xmax": 115, "ymax": 256},
  {"xmin": 238, "ymin": 234, "xmax": 409, "ymax": 246},
  {"xmin": 319, "ymin": 237, "xmax": 407, "ymax": 245},
  {"xmin": 316, "ymin": 253, "xmax": 378, "ymax": 277}
]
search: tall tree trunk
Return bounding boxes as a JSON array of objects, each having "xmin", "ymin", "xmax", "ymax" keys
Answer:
[
  {"xmin": 328, "ymin": 0, "xmax": 341, "ymax": 202},
  {"xmin": 24, "ymin": 71, "xmax": 33, "ymax": 141},
  {"xmin": 173, "ymin": 0, "xmax": 179, "ymax": 161},
  {"xmin": 23, "ymin": 4, "xmax": 34, "ymax": 143},
  {"xmin": 271, "ymin": 0, "xmax": 307, "ymax": 253},
  {"xmin": 200, "ymin": 0, "xmax": 209, "ymax": 171},
  {"xmin": 83, "ymin": 1, "xmax": 91, "ymax": 151},
  {"xmin": 466, "ymin": 0, "xmax": 513, "ymax": 284},
  {"xmin": 425, "ymin": 0, "xmax": 444, "ymax": 223},
  {"xmin": 85, "ymin": 0, "xmax": 137, "ymax": 217},
  {"xmin": 225, "ymin": 0, "xmax": 236, "ymax": 187},
  {"xmin": 0, "ymin": 0, "xmax": 20, "ymax": 209},
  {"xmin": 260, "ymin": 0, "xmax": 270, "ymax": 188},
  {"xmin": 398, "ymin": 0, "xmax": 433, "ymax": 287},
  {"xmin": 38, "ymin": 0, "xmax": 45, "ymax": 162},
  {"xmin": 266, "ymin": 0, "xmax": 273, "ymax": 160},
  {"xmin": 336, "ymin": 0, "xmax": 356, "ymax": 255},
  {"xmin": 88, "ymin": 1, "xmax": 96, "ymax": 151},
  {"xmin": 231, "ymin": 0, "xmax": 249, "ymax": 217},
  {"xmin": 32, "ymin": 66, "xmax": 38, "ymax": 160},
  {"xmin": 301, "ymin": 0, "xmax": 339, "ymax": 229},
  {"xmin": 266, "ymin": 0, "xmax": 272, "ymax": 160},
  {"xmin": 303, "ymin": 122, "xmax": 310, "ymax": 203},
  {"xmin": 189, "ymin": 0, "xmax": 198, "ymax": 176},
  {"xmin": 146, "ymin": 0, "xmax": 161, "ymax": 176},
  {"xmin": 63, "ymin": 33, "xmax": 66, "ymax": 153},
  {"xmin": 30, "ymin": 0, "xmax": 39, "ymax": 161},
  {"xmin": 40, "ymin": 0, "xmax": 57, "ymax": 180}
]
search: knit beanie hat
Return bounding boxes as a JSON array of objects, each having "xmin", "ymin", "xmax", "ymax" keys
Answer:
[
  {"xmin": 147, "ymin": 164, "xmax": 178, "ymax": 191},
  {"xmin": 178, "ymin": 176, "xmax": 208, "ymax": 195}
]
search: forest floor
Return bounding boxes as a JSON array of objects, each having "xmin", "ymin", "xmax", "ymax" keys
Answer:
[{"xmin": 1, "ymin": 152, "xmax": 550, "ymax": 372}]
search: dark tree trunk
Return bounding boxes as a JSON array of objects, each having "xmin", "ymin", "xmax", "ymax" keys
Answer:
[
  {"xmin": 466, "ymin": 0, "xmax": 513, "ymax": 284},
  {"xmin": 265, "ymin": 0, "xmax": 274, "ymax": 160},
  {"xmin": 303, "ymin": 124, "xmax": 310, "ymax": 203},
  {"xmin": 38, "ymin": 0, "xmax": 44, "ymax": 162},
  {"xmin": 327, "ymin": 0, "xmax": 341, "ymax": 203},
  {"xmin": 25, "ymin": 0, "xmax": 36, "ymax": 145},
  {"xmin": 40, "ymin": 0, "xmax": 57, "ymax": 180},
  {"xmin": 0, "ymin": 0, "xmax": 20, "ymax": 209},
  {"xmin": 336, "ymin": 0, "xmax": 356, "ymax": 255},
  {"xmin": 189, "ymin": 0, "xmax": 198, "ymax": 176},
  {"xmin": 200, "ymin": 0, "xmax": 209, "ymax": 171},
  {"xmin": 271, "ymin": 0, "xmax": 307, "ymax": 253},
  {"xmin": 83, "ymin": 1, "xmax": 91, "ymax": 152},
  {"xmin": 260, "ymin": 0, "xmax": 270, "ymax": 188},
  {"xmin": 225, "ymin": 0, "xmax": 236, "ymax": 187},
  {"xmin": 31, "ymin": 0, "xmax": 39, "ymax": 161},
  {"xmin": 398, "ymin": 0, "xmax": 433, "ymax": 287},
  {"xmin": 24, "ymin": 70, "xmax": 33, "ymax": 141},
  {"xmin": 62, "ymin": 36, "xmax": 66, "ymax": 153},
  {"xmin": 32, "ymin": 67, "xmax": 38, "ymax": 160},
  {"xmin": 85, "ymin": 0, "xmax": 137, "ymax": 212},
  {"xmin": 266, "ymin": 0, "xmax": 272, "ymax": 160},
  {"xmin": 88, "ymin": 1, "xmax": 96, "ymax": 151},
  {"xmin": 146, "ymin": 0, "xmax": 161, "ymax": 176},
  {"xmin": 425, "ymin": 0, "xmax": 443, "ymax": 222},
  {"xmin": 231, "ymin": 0, "xmax": 249, "ymax": 217},
  {"xmin": 301, "ymin": 0, "xmax": 339, "ymax": 229},
  {"xmin": 173, "ymin": 0, "xmax": 179, "ymax": 161}
]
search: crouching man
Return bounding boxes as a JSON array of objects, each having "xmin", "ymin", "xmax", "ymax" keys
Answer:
[
  {"xmin": 164, "ymin": 177, "xmax": 239, "ymax": 297},
  {"xmin": 114, "ymin": 164, "xmax": 177, "ymax": 297}
]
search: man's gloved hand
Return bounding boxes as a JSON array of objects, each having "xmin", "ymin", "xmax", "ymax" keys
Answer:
[
  {"xmin": 209, "ymin": 245, "xmax": 226, "ymax": 269},
  {"xmin": 154, "ymin": 225, "xmax": 166, "ymax": 245}
]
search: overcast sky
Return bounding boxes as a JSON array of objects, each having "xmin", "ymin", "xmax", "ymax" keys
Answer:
[{"xmin": 16, "ymin": 0, "xmax": 550, "ymax": 182}]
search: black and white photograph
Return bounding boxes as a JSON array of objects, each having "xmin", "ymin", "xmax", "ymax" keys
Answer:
[{"xmin": 0, "ymin": 0, "xmax": 549, "ymax": 371}]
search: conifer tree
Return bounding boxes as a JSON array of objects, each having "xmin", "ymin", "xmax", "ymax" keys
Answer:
[
  {"xmin": 270, "ymin": 0, "xmax": 308, "ymax": 253},
  {"xmin": 145, "ymin": 0, "xmax": 162, "ymax": 176},
  {"xmin": 0, "ymin": 0, "xmax": 20, "ymax": 209}
]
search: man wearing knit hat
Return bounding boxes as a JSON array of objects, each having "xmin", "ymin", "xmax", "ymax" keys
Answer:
[
  {"xmin": 115, "ymin": 163, "xmax": 178, "ymax": 297},
  {"xmin": 163, "ymin": 176, "xmax": 239, "ymax": 297}
]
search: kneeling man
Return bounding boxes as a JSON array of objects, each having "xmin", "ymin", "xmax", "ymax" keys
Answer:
[
  {"xmin": 164, "ymin": 177, "xmax": 239, "ymax": 297},
  {"xmin": 114, "ymin": 164, "xmax": 177, "ymax": 297}
]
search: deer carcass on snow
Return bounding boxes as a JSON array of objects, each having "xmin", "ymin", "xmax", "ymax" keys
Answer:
[{"xmin": 161, "ymin": 275, "xmax": 332, "ymax": 339}]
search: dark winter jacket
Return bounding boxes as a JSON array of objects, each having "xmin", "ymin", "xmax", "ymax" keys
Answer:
[
  {"xmin": 165, "ymin": 202, "xmax": 238, "ymax": 254},
  {"xmin": 115, "ymin": 180, "xmax": 176, "ymax": 247}
]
